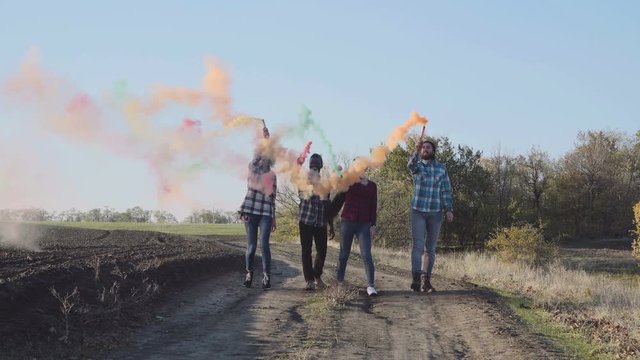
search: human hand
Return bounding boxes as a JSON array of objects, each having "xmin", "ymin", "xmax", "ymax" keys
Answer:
[
  {"xmin": 370, "ymin": 225, "xmax": 376, "ymax": 238},
  {"xmin": 271, "ymin": 218, "xmax": 277, "ymax": 232},
  {"xmin": 445, "ymin": 211, "xmax": 454, "ymax": 223}
]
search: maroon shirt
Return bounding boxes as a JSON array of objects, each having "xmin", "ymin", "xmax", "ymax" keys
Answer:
[{"xmin": 341, "ymin": 180, "xmax": 378, "ymax": 226}]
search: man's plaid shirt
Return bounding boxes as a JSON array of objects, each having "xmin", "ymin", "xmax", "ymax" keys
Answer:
[
  {"xmin": 239, "ymin": 158, "xmax": 277, "ymax": 218},
  {"xmin": 408, "ymin": 153, "xmax": 453, "ymax": 213},
  {"xmin": 298, "ymin": 192, "xmax": 329, "ymax": 228}
]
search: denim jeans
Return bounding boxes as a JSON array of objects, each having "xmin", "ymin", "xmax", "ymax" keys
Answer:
[
  {"xmin": 410, "ymin": 209, "xmax": 443, "ymax": 277},
  {"xmin": 299, "ymin": 222, "xmax": 328, "ymax": 282},
  {"xmin": 337, "ymin": 220, "xmax": 375, "ymax": 287},
  {"xmin": 244, "ymin": 213, "xmax": 273, "ymax": 275}
]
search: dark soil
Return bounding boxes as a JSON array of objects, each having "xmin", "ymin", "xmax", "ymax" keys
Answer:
[{"xmin": 0, "ymin": 223, "xmax": 244, "ymax": 359}]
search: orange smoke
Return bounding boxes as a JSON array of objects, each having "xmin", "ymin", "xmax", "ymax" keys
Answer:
[
  {"xmin": 3, "ymin": 48, "xmax": 104, "ymax": 142},
  {"xmin": 256, "ymin": 112, "xmax": 428, "ymax": 197},
  {"xmin": 130, "ymin": 57, "xmax": 234, "ymax": 124},
  {"xmin": 2, "ymin": 49, "xmax": 241, "ymax": 208},
  {"xmin": 386, "ymin": 111, "xmax": 428, "ymax": 149}
]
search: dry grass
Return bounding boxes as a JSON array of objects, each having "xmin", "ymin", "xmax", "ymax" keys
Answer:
[{"xmin": 371, "ymin": 245, "xmax": 640, "ymax": 357}]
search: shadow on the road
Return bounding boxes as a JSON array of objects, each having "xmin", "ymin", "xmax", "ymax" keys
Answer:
[
  {"xmin": 352, "ymin": 289, "xmax": 480, "ymax": 298},
  {"xmin": 107, "ymin": 247, "xmax": 301, "ymax": 359}
]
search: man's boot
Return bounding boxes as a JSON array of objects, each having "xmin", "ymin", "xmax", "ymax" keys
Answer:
[
  {"xmin": 410, "ymin": 272, "xmax": 421, "ymax": 292},
  {"xmin": 420, "ymin": 273, "xmax": 435, "ymax": 293}
]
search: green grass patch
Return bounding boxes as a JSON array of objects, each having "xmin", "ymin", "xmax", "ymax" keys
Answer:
[
  {"xmin": 492, "ymin": 287, "xmax": 613, "ymax": 360},
  {"xmin": 33, "ymin": 221, "xmax": 245, "ymax": 236}
]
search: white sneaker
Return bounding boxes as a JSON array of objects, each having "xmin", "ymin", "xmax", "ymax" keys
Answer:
[
  {"xmin": 366, "ymin": 286, "xmax": 378, "ymax": 297},
  {"xmin": 304, "ymin": 281, "xmax": 315, "ymax": 291}
]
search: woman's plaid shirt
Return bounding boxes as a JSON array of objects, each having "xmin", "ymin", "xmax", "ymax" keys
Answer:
[
  {"xmin": 239, "ymin": 157, "xmax": 277, "ymax": 218},
  {"xmin": 408, "ymin": 153, "xmax": 453, "ymax": 213}
]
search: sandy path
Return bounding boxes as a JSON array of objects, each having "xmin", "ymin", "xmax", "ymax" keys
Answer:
[{"xmin": 107, "ymin": 239, "xmax": 568, "ymax": 359}]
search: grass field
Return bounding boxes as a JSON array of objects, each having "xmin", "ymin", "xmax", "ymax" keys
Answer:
[{"xmin": 32, "ymin": 221, "xmax": 245, "ymax": 236}]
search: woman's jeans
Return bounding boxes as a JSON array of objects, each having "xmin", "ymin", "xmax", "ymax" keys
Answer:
[
  {"xmin": 337, "ymin": 220, "xmax": 375, "ymax": 287},
  {"xmin": 244, "ymin": 214, "xmax": 273, "ymax": 275},
  {"xmin": 410, "ymin": 210, "xmax": 443, "ymax": 277}
]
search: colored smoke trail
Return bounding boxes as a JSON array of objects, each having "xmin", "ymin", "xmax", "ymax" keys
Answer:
[
  {"xmin": 285, "ymin": 112, "xmax": 428, "ymax": 197},
  {"xmin": 2, "ymin": 49, "xmax": 241, "ymax": 208},
  {"xmin": 297, "ymin": 106, "xmax": 342, "ymax": 175},
  {"xmin": 2, "ymin": 48, "xmax": 429, "ymax": 213},
  {"xmin": 253, "ymin": 112, "xmax": 427, "ymax": 198}
]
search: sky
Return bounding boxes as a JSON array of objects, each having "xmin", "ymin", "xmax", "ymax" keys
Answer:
[{"xmin": 1, "ymin": 1, "xmax": 638, "ymax": 219}]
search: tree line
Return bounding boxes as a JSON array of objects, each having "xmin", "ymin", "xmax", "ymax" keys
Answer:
[
  {"xmin": 276, "ymin": 129, "xmax": 640, "ymax": 249},
  {"xmin": 0, "ymin": 206, "xmax": 240, "ymax": 224}
]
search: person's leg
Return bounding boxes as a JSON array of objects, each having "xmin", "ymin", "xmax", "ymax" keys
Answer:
[
  {"xmin": 410, "ymin": 209, "xmax": 427, "ymax": 290},
  {"xmin": 244, "ymin": 214, "xmax": 259, "ymax": 287},
  {"xmin": 299, "ymin": 222, "xmax": 314, "ymax": 282},
  {"xmin": 356, "ymin": 222, "xmax": 375, "ymax": 288},
  {"xmin": 337, "ymin": 221, "xmax": 356, "ymax": 284},
  {"xmin": 313, "ymin": 224, "xmax": 328, "ymax": 283},
  {"xmin": 421, "ymin": 212, "xmax": 443, "ymax": 292},
  {"xmin": 258, "ymin": 215, "xmax": 273, "ymax": 288}
]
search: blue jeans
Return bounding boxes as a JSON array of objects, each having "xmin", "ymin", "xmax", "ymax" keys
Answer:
[
  {"xmin": 410, "ymin": 210, "xmax": 443, "ymax": 277},
  {"xmin": 244, "ymin": 214, "xmax": 273, "ymax": 275},
  {"xmin": 337, "ymin": 220, "xmax": 375, "ymax": 287}
]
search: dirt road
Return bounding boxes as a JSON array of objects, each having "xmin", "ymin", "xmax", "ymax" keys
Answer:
[{"xmin": 108, "ymin": 239, "xmax": 568, "ymax": 359}]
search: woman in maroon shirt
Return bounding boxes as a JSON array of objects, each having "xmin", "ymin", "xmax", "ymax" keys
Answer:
[{"xmin": 331, "ymin": 174, "xmax": 378, "ymax": 296}]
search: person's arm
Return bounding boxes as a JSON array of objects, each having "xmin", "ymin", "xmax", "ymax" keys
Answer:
[
  {"xmin": 441, "ymin": 168, "xmax": 454, "ymax": 222},
  {"xmin": 408, "ymin": 152, "xmax": 420, "ymax": 174},
  {"xmin": 368, "ymin": 182, "xmax": 378, "ymax": 238},
  {"xmin": 323, "ymin": 197, "xmax": 336, "ymax": 239},
  {"xmin": 271, "ymin": 174, "xmax": 277, "ymax": 231},
  {"xmin": 370, "ymin": 182, "xmax": 378, "ymax": 227},
  {"xmin": 328, "ymin": 192, "xmax": 346, "ymax": 222}
]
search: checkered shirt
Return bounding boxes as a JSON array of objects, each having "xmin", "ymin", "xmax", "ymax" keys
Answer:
[
  {"xmin": 407, "ymin": 153, "xmax": 453, "ymax": 213},
  {"xmin": 298, "ymin": 192, "xmax": 329, "ymax": 227},
  {"xmin": 239, "ymin": 159, "xmax": 277, "ymax": 218}
]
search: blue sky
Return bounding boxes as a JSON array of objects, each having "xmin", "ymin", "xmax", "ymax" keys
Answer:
[{"xmin": 1, "ymin": 1, "xmax": 638, "ymax": 218}]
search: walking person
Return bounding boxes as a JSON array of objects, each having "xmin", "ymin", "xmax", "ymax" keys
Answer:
[
  {"xmin": 331, "ymin": 170, "xmax": 379, "ymax": 296},
  {"xmin": 408, "ymin": 139, "xmax": 454, "ymax": 292},
  {"xmin": 297, "ymin": 154, "xmax": 335, "ymax": 290},
  {"xmin": 239, "ymin": 126, "xmax": 277, "ymax": 289}
]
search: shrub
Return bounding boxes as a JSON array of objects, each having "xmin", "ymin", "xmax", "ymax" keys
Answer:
[
  {"xmin": 632, "ymin": 202, "xmax": 640, "ymax": 262},
  {"xmin": 486, "ymin": 223, "xmax": 558, "ymax": 267}
]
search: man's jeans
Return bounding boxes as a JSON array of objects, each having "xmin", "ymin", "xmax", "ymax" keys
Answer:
[
  {"xmin": 299, "ymin": 222, "xmax": 328, "ymax": 282},
  {"xmin": 410, "ymin": 210, "xmax": 443, "ymax": 277},
  {"xmin": 337, "ymin": 220, "xmax": 375, "ymax": 287},
  {"xmin": 245, "ymin": 214, "xmax": 273, "ymax": 275}
]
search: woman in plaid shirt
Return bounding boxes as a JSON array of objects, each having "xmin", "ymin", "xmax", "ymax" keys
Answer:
[
  {"xmin": 239, "ymin": 126, "xmax": 277, "ymax": 290},
  {"xmin": 408, "ymin": 140, "xmax": 454, "ymax": 293}
]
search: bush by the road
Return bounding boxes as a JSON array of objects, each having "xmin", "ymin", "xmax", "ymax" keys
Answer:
[{"xmin": 487, "ymin": 224, "xmax": 558, "ymax": 267}]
